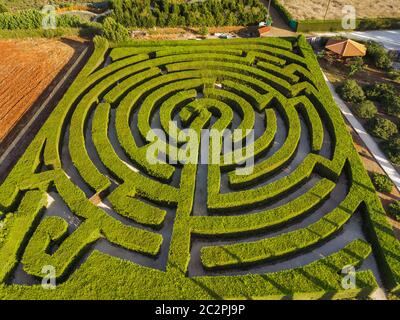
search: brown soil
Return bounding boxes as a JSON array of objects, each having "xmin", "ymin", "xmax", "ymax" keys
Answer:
[
  {"xmin": 279, "ymin": 0, "xmax": 400, "ymax": 20},
  {"xmin": 0, "ymin": 37, "xmax": 85, "ymax": 142}
]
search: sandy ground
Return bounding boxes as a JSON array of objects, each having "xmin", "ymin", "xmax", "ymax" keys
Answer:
[
  {"xmin": 0, "ymin": 37, "xmax": 85, "ymax": 142},
  {"xmin": 279, "ymin": 0, "xmax": 400, "ymax": 20}
]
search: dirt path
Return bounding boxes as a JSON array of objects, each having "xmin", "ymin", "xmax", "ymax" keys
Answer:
[{"xmin": 259, "ymin": 0, "xmax": 297, "ymax": 36}]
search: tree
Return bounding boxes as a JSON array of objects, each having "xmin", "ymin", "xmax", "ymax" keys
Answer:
[
  {"xmin": 384, "ymin": 135, "xmax": 400, "ymax": 165},
  {"xmin": 347, "ymin": 56, "xmax": 364, "ymax": 76},
  {"xmin": 382, "ymin": 93, "xmax": 400, "ymax": 118},
  {"xmin": 371, "ymin": 172, "xmax": 394, "ymax": 193},
  {"xmin": 199, "ymin": 25, "xmax": 209, "ymax": 36},
  {"xmin": 364, "ymin": 82, "xmax": 395, "ymax": 101},
  {"xmin": 102, "ymin": 17, "xmax": 130, "ymax": 43},
  {"xmin": 338, "ymin": 79, "xmax": 365, "ymax": 103},
  {"xmin": 367, "ymin": 116, "xmax": 398, "ymax": 140},
  {"xmin": 354, "ymin": 100, "xmax": 377, "ymax": 119},
  {"xmin": 109, "ymin": 0, "xmax": 267, "ymax": 28},
  {"xmin": 366, "ymin": 41, "xmax": 393, "ymax": 70}
]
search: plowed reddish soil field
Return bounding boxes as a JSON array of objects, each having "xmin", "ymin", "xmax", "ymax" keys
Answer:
[{"xmin": 0, "ymin": 38, "xmax": 85, "ymax": 142}]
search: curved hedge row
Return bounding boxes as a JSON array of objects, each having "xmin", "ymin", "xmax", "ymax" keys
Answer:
[{"xmin": 0, "ymin": 36, "xmax": 399, "ymax": 299}]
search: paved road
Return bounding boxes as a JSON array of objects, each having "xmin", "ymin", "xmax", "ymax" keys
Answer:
[
  {"xmin": 322, "ymin": 72, "xmax": 400, "ymax": 193},
  {"xmin": 313, "ymin": 30, "xmax": 400, "ymax": 50}
]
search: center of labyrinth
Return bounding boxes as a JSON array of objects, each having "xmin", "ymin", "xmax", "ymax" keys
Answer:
[{"xmin": 0, "ymin": 36, "xmax": 399, "ymax": 299}]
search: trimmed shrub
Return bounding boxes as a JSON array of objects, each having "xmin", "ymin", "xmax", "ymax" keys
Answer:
[
  {"xmin": 338, "ymin": 79, "xmax": 365, "ymax": 103},
  {"xmin": 367, "ymin": 116, "xmax": 398, "ymax": 140},
  {"xmin": 388, "ymin": 201, "xmax": 400, "ymax": 221},
  {"xmin": 354, "ymin": 100, "xmax": 377, "ymax": 119},
  {"xmin": 371, "ymin": 173, "xmax": 394, "ymax": 193}
]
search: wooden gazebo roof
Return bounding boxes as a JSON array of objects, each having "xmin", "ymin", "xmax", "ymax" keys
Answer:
[{"xmin": 325, "ymin": 39, "xmax": 367, "ymax": 57}]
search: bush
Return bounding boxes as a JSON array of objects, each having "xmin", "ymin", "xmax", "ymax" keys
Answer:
[
  {"xmin": 338, "ymin": 79, "xmax": 365, "ymax": 103},
  {"xmin": 102, "ymin": 17, "xmax": 130, "ymax": 42},
  {"xmin": 371, "ymin": 173, "xmax": 394, "ymax": 193},
  {"xmin": 388, "ymin": 70, "xmax": 400, "ymax": 82},
  {"xmin": 367, "ymin": 116, "xmax": 398, "ymax": 140},
  {"xmin": 347, "ymin": 57, "xmax": 364, "ymax": 76},
  {"xmin": 364, "ymin": 82, "xmax": 395, "ymax": 101},
  {"xmin": 384, "ymin": 135, "xmax": 400, "ymax": 165},
  {"xmin": 366, "ymin": 41, "xmax": 393, "ymax": 70},
  {"xmin": 388, "ymin": 200, "xmax": 400, "ymax": 221},
  {"xmin": 199, "ymin": 26, "xmax": 208, "ymax": 36},
  {"xmin": 382, "ymin": 93, "xmax": 400, "ymax": 118},
  {"xmin": 354, "ymin": 100, "xmax": 377, "ymax": 119}
]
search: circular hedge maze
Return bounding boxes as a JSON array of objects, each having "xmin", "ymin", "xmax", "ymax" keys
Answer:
[{"xmin": 0, "ymin": 36, "xmax": 400, "ymax": 299}]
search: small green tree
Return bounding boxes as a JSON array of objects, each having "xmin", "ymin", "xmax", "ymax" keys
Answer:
[
  {"xmin": 347, "ymin": 57, "xmax": 364, "ymax": 76},
  {"xmin": 364, "ymin": 82, "xmax": 395, "ymax": 101},
  {"xmin": 367, "ymin": 116, "xmax": 398, "ymax": 140},
  {"xmin": 384, "ymin": 135, "xmax": 400, "ymax": 165},
  {"xmin": 102, "ymin": 17, "xmax": 130, "ymax": 43},
  {"xmin": 366, "ymin": 41, "xmax": 393, "ymax": 70},
  {"xmin": 199, "ymin": 25, "xmax": 209, "ymax": 36},
  {"xmin": 354, "ymin": 100, "xmax": 377, "ymax": 119},
  {"xmin": 371, "ymin": 173, "xmax": 394, "ymax": 193},
  {"xmin": 338, "ymin": 79, "xmax": 365, "ymax": 103},
  {"xmin": 382, "ymin": 93, "xmax": 400, "ymax": 118}
]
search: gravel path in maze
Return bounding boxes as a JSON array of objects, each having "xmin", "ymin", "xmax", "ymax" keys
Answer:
[{"xmin": 0, "ymin": 37, "xmax": 399, "ymax": 299}]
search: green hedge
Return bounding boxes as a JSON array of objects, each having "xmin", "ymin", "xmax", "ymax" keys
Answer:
[
  {"xmin": 201, "ymin": 185, "xmax": 361, "ymax": 269},
  {"xmin": 0, "ymin": 36, "xmax": 399, "ymax": 299}
]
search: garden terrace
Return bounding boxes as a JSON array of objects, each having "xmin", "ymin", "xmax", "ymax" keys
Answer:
[{"xmin": 0, "ymin": 36, "xmax": 399, "ymax": 299}]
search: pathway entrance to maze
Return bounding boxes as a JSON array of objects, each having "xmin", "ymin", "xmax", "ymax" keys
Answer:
[{"xmin": 1, "ymin": 36, "xmax": 400, "ymax": 299}]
